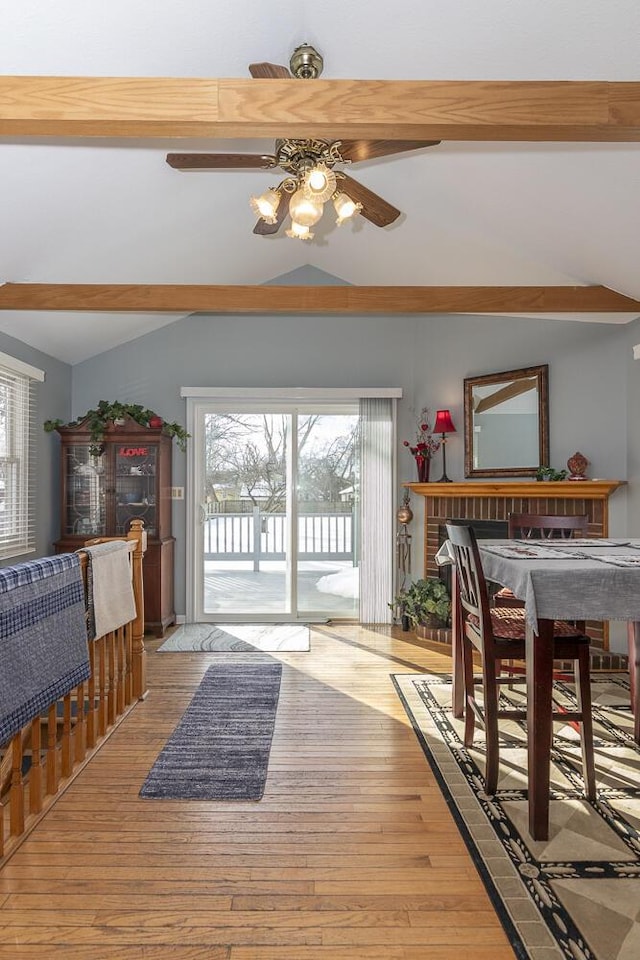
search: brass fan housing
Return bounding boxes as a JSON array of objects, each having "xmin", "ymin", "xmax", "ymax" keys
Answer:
[
  {"xmin": 274, "ymin": 139, "xmax": 345, "ymax": 176},
  {"xmin": 289, "ymin": 43, "xmax": 324, "ymax": 79}
]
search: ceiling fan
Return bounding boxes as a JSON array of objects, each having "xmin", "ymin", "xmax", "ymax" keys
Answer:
[{"xmin": 165, "ymin": 44, "xmax": 440, "ymax": 240}]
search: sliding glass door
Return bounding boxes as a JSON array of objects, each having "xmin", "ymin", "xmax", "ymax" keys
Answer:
[
  {"xmin": 295, "ymin": 409, "xmax": 359, "ymax": 619},
  {"xmin": 189, "ymin": 401, "xmax": 359, "ymax": 622}
]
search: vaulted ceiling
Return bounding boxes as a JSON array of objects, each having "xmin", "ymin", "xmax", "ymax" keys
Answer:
[{"xmin": 1, "ymin": 0, "xmax": 639, "ymax": 363}]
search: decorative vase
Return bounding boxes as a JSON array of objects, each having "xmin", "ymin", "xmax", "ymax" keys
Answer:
[
  {"xmin": 416, "ymin": 457, "xmax": 430, "ymax": 483},
  {"xmin": 396, "ymin": 503, "xmax": 414, "ymax": 525},
  {"xmin": 567, "ymin": 451, "xmax": 588, "ymax": 480}
]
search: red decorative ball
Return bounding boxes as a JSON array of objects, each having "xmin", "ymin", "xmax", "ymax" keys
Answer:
[{"xmin": 148, "ymin": 415, "xmax": 163, "ymax": 429}]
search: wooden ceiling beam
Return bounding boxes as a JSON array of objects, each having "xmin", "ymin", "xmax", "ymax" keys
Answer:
[
  {"xmin": 474, "ymin": 378, "xmax": 537, "ymax": 413},
  {"xmin": 0, "ymin": 284, "xmax": 638, "ymax": 314},
  {"xmin": 0, "ymin": 77, "xmax": 639, "ymax": 140}
]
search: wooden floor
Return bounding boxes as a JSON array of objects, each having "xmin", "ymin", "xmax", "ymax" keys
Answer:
[{"xmin": 0, "ymin": 624, "xmax": 515, "ymax": 960}]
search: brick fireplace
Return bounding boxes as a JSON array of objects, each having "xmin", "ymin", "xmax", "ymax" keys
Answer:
[{"xmin": 405, "ymin": 479, "xmax": 626, "ymax": 663}]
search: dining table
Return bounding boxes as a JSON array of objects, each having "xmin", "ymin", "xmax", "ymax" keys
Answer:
[{"xmin": 447, "ymin": 537, "xmax": 640, "ymax": 841}]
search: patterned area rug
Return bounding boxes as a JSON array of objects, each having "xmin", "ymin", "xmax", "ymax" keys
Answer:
[
  {"xmin": 157, "ymin": 622, "xmax": 310, "ymax": 652},
  {"xmin": 140, "ymin": 658, "xmax": 282, "ymax": 800},
  {"xmin": 393, "ymin": 672, "xmax": 640, "ymax": 960}
]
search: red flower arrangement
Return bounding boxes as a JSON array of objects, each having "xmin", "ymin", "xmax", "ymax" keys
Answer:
[{"xmin": 403, "ymin": 408, "xmax": 441, "ymax": 482}]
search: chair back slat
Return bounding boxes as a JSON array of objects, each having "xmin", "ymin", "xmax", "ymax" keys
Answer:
[
  {"xmin": 446, "ymin": 520, "xmax": 493, "ymax": 642},
  {"xmin": 508, "ymin": 513, "xmax": 588, "ymax": 540}
]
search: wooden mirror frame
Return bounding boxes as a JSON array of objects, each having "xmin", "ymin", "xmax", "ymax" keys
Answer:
[{"xmin": 463, "ymin": 364, "xmax": 549, "ymax": 478}]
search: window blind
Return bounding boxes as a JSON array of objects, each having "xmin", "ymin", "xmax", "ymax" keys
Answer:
[{"xmin": 0, "ymin": 352, "xmax": 45, "ymax": 560}]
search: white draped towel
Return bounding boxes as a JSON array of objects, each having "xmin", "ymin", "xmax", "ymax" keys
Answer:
[{"xmin": 82, "ymin": 541, "xmax": 137, "ymax": 639}]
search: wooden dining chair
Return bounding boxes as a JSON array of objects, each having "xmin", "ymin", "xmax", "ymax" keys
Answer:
[
  {"xmin": 494, "ymin": 513, "xmax": 589, "ymax": 612},
  {"xmin": 446, "ymin": 519, "xmax": 596, "ymax": 798},
  {"xmin": 509, "ymin": 513, "xmax": 590, "ymax": 541}
]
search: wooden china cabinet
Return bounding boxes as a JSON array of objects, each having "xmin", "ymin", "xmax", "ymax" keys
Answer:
[{"xmin": 52, "ymin": 414, "xmax": 176, "ymax": 637}]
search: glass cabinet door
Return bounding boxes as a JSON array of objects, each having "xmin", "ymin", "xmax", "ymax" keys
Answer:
[
  {"xmin": 63, "ymin": 444, "xmax": 106, "ymax": 537},
  {"xmin": 115, "ymin": 441, "xmax": 158, "ymax": 537}
]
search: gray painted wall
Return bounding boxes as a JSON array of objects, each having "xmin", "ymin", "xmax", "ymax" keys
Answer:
[
  {"xmin": 407, "ymin": 314, "xmax": 629, "ymax": 489},
  {"xmin": 70, "ymin": 283, "xmax": 631, "ymax": 616},
  {"xmin": 0, "ymin": 329, "xmax": 71, "ymax": 562},
  {"xmin": 72, "ymin": 309, "xmax": 417, "ymax": 613}
]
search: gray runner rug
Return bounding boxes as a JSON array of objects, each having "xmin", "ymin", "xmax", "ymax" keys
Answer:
[{"xmin": 139, "ymin": 658, "xmax": 282, "ymax": 800}]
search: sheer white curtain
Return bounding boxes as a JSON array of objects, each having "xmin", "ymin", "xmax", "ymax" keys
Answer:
[{"xmin": 359, "ymin": 397, "xmax": 396, "ymax": 623}]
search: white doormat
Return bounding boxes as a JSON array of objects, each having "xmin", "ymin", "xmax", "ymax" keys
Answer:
[{"xmin": 157, "ymin": 622, "xmax": 310, "ymax": 652}]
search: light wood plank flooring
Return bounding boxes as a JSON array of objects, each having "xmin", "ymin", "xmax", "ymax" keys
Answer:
[{"xmin": 0, "ymin": 624, "xmax": 514, "ymax": 960}]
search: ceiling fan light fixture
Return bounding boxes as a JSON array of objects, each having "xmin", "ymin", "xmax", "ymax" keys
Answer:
[
  {"xmin": 302, "ymin": 163, "xmax": 337, "ymax": 203},
  {"xmin": 168, "ymin": 55, "xmax": 445, "ymax": 239},
  {"xmin": 286, "ymin": 221, "xmax": 314, "ymax": 241},
  {"xmin": 288, "ymin": 188, "xmax": 323, "ymax": 227},
  {"xmin": 250, "ymin": 187, "xmax": 281, "ymax": 223},
  {"xmin": 333, "ymin": 192, "xmax": 363, "ymax": 225}
]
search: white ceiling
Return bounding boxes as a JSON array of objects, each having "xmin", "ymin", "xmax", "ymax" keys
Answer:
[{"xmin": 1, "ymin": 0, "xmax": 639, "ymax": 363}]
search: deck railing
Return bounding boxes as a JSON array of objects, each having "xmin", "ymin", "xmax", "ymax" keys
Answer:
[
  {"xmin": 203, "ymin": 506, "xmax": 355, "ymax": 569},
  {"xmin": 0, "ymin": 520, "xmax": 147, "ymax": 866}
]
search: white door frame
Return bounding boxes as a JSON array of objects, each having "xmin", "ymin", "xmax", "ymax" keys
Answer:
[{"xmin": 181, "ymin": 387, "xmax": 402, "ymax": 623}]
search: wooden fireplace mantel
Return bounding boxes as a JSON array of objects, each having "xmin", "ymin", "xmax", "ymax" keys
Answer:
[
  {"xmin": 405, "ymin": 479, "xmax": 625, "ymax": 562},
  {"xmin": 406, "ymin": 480, "xmax": 625, "ymax": 500}
]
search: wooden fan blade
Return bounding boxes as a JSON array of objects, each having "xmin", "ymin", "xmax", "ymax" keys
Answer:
[
  {"xmin": 166, "ymin": 153, "xmax": 276, "ymax": 170},
  {"xmin": 249, "ymin": 62, "xmax": 291, "ymax": 79},
  {"xmin": 253, "ymin": 195, "xmax": 290, "ymax": 236},
  {"xmin": 338, "ymin": 140, "xmax": 441, "ymax": 163},
  {"xmin": 338, "ymin": 173, "xmax": 401, "ymax": 227}
]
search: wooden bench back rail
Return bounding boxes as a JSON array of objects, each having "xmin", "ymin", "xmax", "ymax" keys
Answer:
[{"xmin": 0, "ymin": 519, "xmax": 146, "ymax": 865}]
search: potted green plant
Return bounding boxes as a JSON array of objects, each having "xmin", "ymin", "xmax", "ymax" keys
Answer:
[
  {"xmin": 390, "ymin": 577, "xmax": 451, "ymax": 632},
  {"xmin": 536, "ymin": 465, "xmax": 568, "ymax": 482},
  {"xmin": 44, "ymin": 400, "xmax": 190, "ymax": 457}
]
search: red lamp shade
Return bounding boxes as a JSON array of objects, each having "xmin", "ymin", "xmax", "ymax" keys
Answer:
[{"xmin": 433, "ymin": 409, "xmax": 456, "ymax": 435}]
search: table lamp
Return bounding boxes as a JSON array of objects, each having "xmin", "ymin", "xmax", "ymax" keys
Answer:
[{"xmin": 433, "ymin": 409, "xmax": 456, "ymax": 482}]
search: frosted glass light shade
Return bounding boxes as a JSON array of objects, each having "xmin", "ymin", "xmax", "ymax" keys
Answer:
[
  {"xmin": 302, "ymin": 163, "xmax": 337, "ymax": 203},
  {"xmin": 250, "ymin": 188, "xmax": 281, "ymax": 223},
  {"xmin": 286, "ymin": 221, "xmax": 314, "ymax": 240},
  {"xmin": 288, "ymin": 189, "xmax": 323, "ymax": 227},
  {"xmin": 333, "ymin": 192, "xmax": 362, "ymax": 225}
]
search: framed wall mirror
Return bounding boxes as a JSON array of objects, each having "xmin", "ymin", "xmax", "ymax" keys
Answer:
[{"xmin": 464, "ymin": 364, "xmax": 549, "ymax": 478}]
